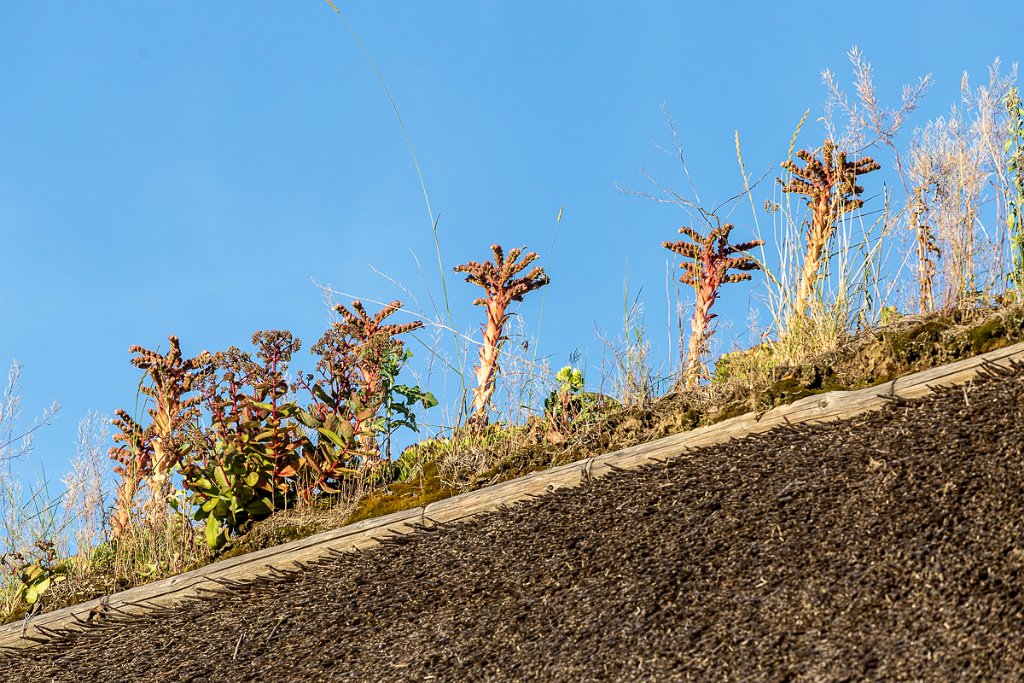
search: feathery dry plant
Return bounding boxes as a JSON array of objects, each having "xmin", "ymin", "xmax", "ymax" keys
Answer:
[
  {"xmin": 821, "ymin": 46, "xmax": 936, "ymax": 313},
  {"xmin": 0, "ymin": 362, "xmax": 60, "ymax": 559},
  {"xmin": 61, "ymin": 413, "xmax": 108, "ymax": 561},
  {"xmin": 908, "ymin": 62, "xmax": 1018, "ymax": 308}
]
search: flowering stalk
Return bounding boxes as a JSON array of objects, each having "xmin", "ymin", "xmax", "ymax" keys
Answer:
[
  {"xmin": 781, "ymin": 139, "xmax": 880, "ymax": 317},
  {"xmin": 454, "ymin": 245, "xmax": 549, "ymax": 424},
  {"xmin": 664, "ymin": 224, "xmax": 762, "ymax": 388},
  {"xmin": 109, "ymin": 336, "xmax": 209, "ymax": 534}
]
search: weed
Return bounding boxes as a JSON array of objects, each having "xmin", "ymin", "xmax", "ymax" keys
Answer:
[
  {"xmin": 664, "ymin": 222, "xmax": 763, "ymax": 388},
  {"xmin": 908, "ymin": 62, "xmax": 1018, "ymax": 308},
  {"xmin": 454, "ymin": 245, "xmax": 550, "ymax": 425},
  {"xmin": 1005, "ymin": 86, "xmax": 1024, "ymax": 292},
  {"xmin": 781, "ymin": 139, "xmax": 881, "ymax": 318},
  {"xmin": 598, "ymin": 282, "xmax": 660, "ymax": 408},
  {"xmin": 1, "ymin": 539, "xmax": 68, "ymax": 614},
  {"xmin": 109, "ymin": 337, "xmax": 210, "ymax": 535}
]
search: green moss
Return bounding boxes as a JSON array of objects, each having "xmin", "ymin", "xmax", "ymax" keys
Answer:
[
  {"xmin": 967, "ymin": 317, "xmax": 1007, "ymax": 353},
  {"xmin": 345, "ymin": 462, "xmax": 454, "ymax": 525},
  {"xmin": 712, "ymin": 344, "xmax": 775, "ymax": 385},
  {"xmin": 765, "ymin": 377, "xmax": 826, "ymax": 404}
]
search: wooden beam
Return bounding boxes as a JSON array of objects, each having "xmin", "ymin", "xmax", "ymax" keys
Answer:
[{"xmin": 3, "ymin": 340, "xmax": 1022, "ymax": 649}]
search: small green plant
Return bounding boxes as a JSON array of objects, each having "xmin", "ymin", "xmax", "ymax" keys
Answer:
[
  {"xmin": 1, "ymin": 540, "xmax": 69, "ymax": 610},
  {"xmin": 543, "ymin": 365, "xmax": 588, "ymax": 433},
  {"xmin": 369, "ymin": 347, "xmax": 437, "ymax": 461},
  {"xmin": 454, "ymin": 245, "xmax": 550, "ymax": 425},
  {"xmin": 879, "ymin": 305, "xmax": 902, "ymax": 326},
  {"xmin": 664, "ymin": 223, "xmax": 763, "ymax": 388},
  {"xmin": 781, "ymin": 139, "xmax": 880, "ymax": 318}
]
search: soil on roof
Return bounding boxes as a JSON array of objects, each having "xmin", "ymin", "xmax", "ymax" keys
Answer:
[{"xmin": 5, "ymin": 363, "xmax": 1024, "ymax": 681}]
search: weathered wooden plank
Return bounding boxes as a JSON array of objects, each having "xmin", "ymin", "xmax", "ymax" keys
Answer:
[{"xmin": 3, "ymin": 340, "xmax": 1022, "ymax": 649}]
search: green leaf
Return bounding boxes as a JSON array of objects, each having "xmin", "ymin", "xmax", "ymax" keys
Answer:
[
  {"xmin": 214, "ymin": 467, "xmax": 230, "ymax": 491},
  {"xmin": 205, "ymin": 515, "xmax": 222, "ymax": 549},
  {"xmin": 276, "ymin": 404, "xmax": 300, "ymax": 418},
  {"xmin": 297, "ymin": 409, "xmax": 323, "ymax": 429},
  {"xmin": 338, "ymin": 421, "xmax": 355, "ymax": 442},
  {"xmin": 244, "ymin": 497, "xmax": 275, "ymax": 516},
  {"xmin": 26, "ymin": 577, "xmax": 50, "ymax": 605},
  {"xmin": 317, "ymin": 426, "xmax": 348, "ymax": 448},
  {"xmin": 312, "ymin": 384, "xmax": 333, "ymax": 405}
]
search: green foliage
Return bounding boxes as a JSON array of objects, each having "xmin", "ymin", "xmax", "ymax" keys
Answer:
[
  {"xmin": 182, "ymin": 332, "xmax": 308, "ymax": 548},
  {"xmin": 365, "ymin": 348, "xmax": 438, "ymax": 460},
  {"xmin": 186, "ymin": 455, "xmax": 280, "ymax": 549},
  {"xmin": 1, "ymin": 540, "xmax": 69, "ymax": 608},
  {"xmin": 879, "ymin": 306, "xmax": 902, "ymax": 327},
  {"xmin": 166, "ymin": 304, "xmax": 432, "ymax": 548},
  {"xmin": 543, "ymin": 365, "xmax": 599, "ymax": 432}
]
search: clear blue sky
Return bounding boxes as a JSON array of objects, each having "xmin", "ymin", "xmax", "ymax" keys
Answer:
[{"xmin": 1, "ymin": 2, "xmax": 1020, "ymax": 481}]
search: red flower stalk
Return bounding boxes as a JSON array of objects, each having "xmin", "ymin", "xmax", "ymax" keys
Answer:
[
  {"xmin": 109, "ymin": 336, "xmax": 210, "ymax": 533},
  {"xmin": 781, "ymin": 139, "xmax": 880, "ymax": 317},
  {"xmin": 664, "ymin": 224, "xmax": 762, "ymax": 388},
  {"xmin": 327, "ymin": 300, "xmax": 423, "ymax": 461},
  {"xmin": 454, "ymin": 245, "xmax": 550, "ymax": 424}
]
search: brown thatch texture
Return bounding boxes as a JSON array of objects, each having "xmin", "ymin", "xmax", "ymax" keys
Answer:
[{"xmin": 6, "ymin": 366, "xmax": 1024, "ymax": 681}]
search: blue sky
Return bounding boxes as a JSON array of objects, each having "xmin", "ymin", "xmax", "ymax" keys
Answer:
[{"xmin": 1, "ymin": 2, "xmax": 1020, "ymax": 481}]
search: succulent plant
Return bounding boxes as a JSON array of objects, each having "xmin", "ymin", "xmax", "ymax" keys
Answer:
[
  {"xmin": 109, "ymin": 336, "xmax": 210, "ymax": 535},
  {"xmin": 454, "ymin": 245, "xmax": 550, "ymax": 424},
  {"xmin": 543, "ymin": 365, "xmax": 593, "ymax": 433},
  {"xmin": 304, "ymin": 300, "xmax": 427, "ymax": 480},
  {"xmin": 781, "ymin": 139, "xmax": 880, "ymax": 317},
  {"xmin": 182, "ymin": 331, "xmax": 307, "ymax": 547},
  {"xmin": 664, "ymin": 223, "xmax": 763, "ymax": 388}
]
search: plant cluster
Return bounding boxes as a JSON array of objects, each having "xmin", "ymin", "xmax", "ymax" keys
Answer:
[
  {"xmin": 7, "ymin": 48, "xmax": 1024, "ymax": 624},
  {"xmin": 109, "ymin": 302, "xmax": 433, "ymax": 549},
  {"xmin": 0, "ymin": 539, "xmax": 68, "ymax": 611}
]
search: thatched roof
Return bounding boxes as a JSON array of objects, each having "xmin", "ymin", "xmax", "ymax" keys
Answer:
[{"xmin": 5, "ymin": 362, "xmax": 1024, "ymax": 681}]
